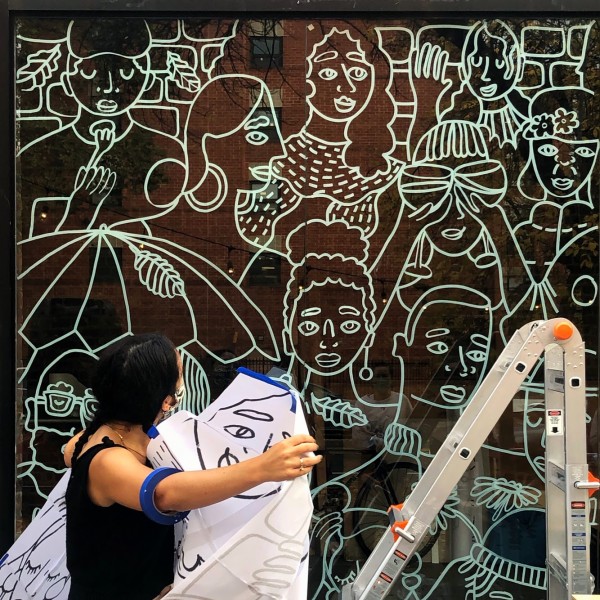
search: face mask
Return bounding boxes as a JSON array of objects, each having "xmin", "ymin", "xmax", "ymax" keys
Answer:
[{"xmin": 157, "ymin": 384, "xmax": 185, "ymax": 424}]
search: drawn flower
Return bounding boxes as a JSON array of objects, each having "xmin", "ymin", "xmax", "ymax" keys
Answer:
[
  {"xmin": 553, "ymin": 107, "xmax": 579, "ymax": 135},
  {"xmin": 471, "ymin": 476, "xmax": 541, "ymax": 521},
  {"xmin": 428, "ymin": 487, "xmax": 460, "ymax": 536},
  {"xmin": 524, "ymin": 113, "xmax": 554, "ymax": 139}
]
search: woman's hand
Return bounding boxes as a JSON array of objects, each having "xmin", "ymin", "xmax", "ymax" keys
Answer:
[{"xmin": 258, "ymin": 434, "xmax": 322, "ymax": 481}]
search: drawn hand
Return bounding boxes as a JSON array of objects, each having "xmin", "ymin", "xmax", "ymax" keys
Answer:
[
  {"xmin": 56, "ymin": 165, "xmax": 117, "ymax": 231},
  {"xmin": 412, "ymin": 42, "xmax": 453, "ymax": 118},
  {"xmin": 216, "ymin": 534, "xmax": 305, "ymax": 597},
  {"xmin": 88, "ymin": 119, "xmax": 116, "ymax": 169},
  {"xmin": 413, "ymin": 41, "xmax": 451, "ymax": 84}
]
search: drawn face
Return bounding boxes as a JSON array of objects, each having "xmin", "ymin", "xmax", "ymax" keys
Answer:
[
  {"xmin": 396, "ymin": 301, "xmax": 491, "ymax": 409},
  {"xmin": 465, "ymin": 32, "xmax": 516, "ymax": 101},
  {"xmin": 204, "ymin": 102, "xmax": 284, "ymax": 190},
  {"xmin": 306, "ymin": 39, "xmax": 374, "ymax": 123},
  {"xmin": 531, "ymin": 138, "xmax": 598, "ymax": 199},
  {"xmin": 206, "ymin": 394, "xmax": 293, "ymax": 454},
  {"xmin": 290, "ymin": 281, "xmax": 370, "ymax": 376},
  {"xmin": 400, "ymin": 160, "xmax": 506, "ymax": 255},
  {"xmin": 68, "ymin": 54, "xmax": 150, "ymax": 116}
]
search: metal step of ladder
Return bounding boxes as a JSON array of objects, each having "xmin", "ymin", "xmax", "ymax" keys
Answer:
[{"xmin": 342, "ymin": 318, "xmax": 597, "ymax": 600}]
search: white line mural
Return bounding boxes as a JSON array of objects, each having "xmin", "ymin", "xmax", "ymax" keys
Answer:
[{"xmin": 11, "ymin": 15, "xmax": 600, "ymax": 600}]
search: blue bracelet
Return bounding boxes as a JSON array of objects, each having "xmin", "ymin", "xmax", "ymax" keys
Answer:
[{"xmin": 139, "ymin": 467, "xmax": 190, "ymax": 525}]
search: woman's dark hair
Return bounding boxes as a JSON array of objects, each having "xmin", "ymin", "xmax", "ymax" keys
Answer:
[{"xmin": 72, "ymin": 333, "xmax": 179, "ymax": 461}]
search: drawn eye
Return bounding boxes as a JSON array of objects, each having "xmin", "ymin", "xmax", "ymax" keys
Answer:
[
  {"xmin": 495, "ymin": 59, "xmax": 505, "ymax": 70},
  {"xmin": 347, "ymin": 66, "xmax": 368, "ymax": 81},
  {"xmin": 538, "ymin": 144, "xmax": 557, "ymax": 157},
  {"xmin": 223, "ymin": 424, "xmax": 255, "ymax": 439},
  {"xmin": 340, "ymin": 320, "xmax": 361, "ymax": 334},
  {"xmin": 465, "ymin": 350, "xmax": 487, "ymax": 363},
  {"xmin": 246, "ymin": 131, "xmax": 269, "ymax": 145},
  {"xmin": 298, "ymin": 320, "xmax": 319, "ymax": 336},
  {"xmin": 80, "ymin": 68, "xmax": 97, "ymax": 80},
  {"xmin": 426, "ymin": 341, "xmax": 449, "ymax": 354},
  {"xmin": 119, "ymin": 67, "xmax": 136, "ymax": 80},
  {"xmin": 575, "ymin": 146, "xmax": 595, "ymax": 158},
  {"xmin": 470, "ymin": 56, "xmax": 482, "ymax": 68},
  {"xmin": 319, "ymin": 68, "xmax": 337, "ymax": 81}
]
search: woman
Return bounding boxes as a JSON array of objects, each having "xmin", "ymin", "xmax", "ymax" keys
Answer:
[
  {"xmin": 236, "ymin": 26, "xmax": 399, "ymax": 251},
  {"xmin": 64, "ymin": 333, "xmax": 320, "ymax": 600}
]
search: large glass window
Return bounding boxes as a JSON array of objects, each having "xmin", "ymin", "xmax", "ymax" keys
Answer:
[{"xmin": 10, "ymin": 15, "xmax": 600, "ymax": 599}]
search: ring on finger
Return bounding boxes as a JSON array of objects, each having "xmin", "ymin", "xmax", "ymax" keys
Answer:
[{"xmin": 299, "ymin": 457, "xmax": 305, "ymax": 471}]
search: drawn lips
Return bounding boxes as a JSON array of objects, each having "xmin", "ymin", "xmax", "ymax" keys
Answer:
[
  {"xmin": 334, "ymin": 96, "xmax": 356, "ymax": 113},
  {"xmin": 441, "ymin": 227, "xmax": 465, "ymax": 241},
  {"xmin": 315, "ymin": 353, "xmax": 341, "ymax": 368},
  {"xmin": 551, "ymin": 178, "xmax": 574, "ymax": 191},
  {"xmin": 96, "ymin": 99, "xmax": 118, "ymax": 113},
  {"xmin": 250, "ymin": 165, "xmax": 271, "ymax": 182},
  {"xmin": 439, "ymin": 385, "xmax": 467, "ymax": 405},
  {"xmin": 480, "ymin": 84, "xmax": 498, "ymax": 98}
]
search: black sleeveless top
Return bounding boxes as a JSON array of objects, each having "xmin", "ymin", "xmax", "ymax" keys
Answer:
[{"xmin": 65, "ymin": 438, "xmax": 175, "ymax": 600}]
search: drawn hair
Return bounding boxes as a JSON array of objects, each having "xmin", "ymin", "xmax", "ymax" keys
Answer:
[
  {"xmin": 71, "ymin": 333, "xmax": 179, "ymax": 461},
  {"xmin": 413, "ymin": 119, "xmax": 489, "ymax": 164},
  {"xmin": 283, "ymin": 219, "xmax": 376, "ymax": 330},
  {"xmin": 67, "ymin": 19, "xmax": 152, "ymax": 60},
  {"xmin": 403, "ymin": 285, "xmax": 492, "ymax": 347},
  {"xmin": 184, "ymin": 75, "xmax": 275, "ymax": 209}
]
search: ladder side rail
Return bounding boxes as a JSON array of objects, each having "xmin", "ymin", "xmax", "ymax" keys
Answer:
[
  {"xmin": 403, "ymin": 321, "xmax": 582, "ymax": 515},
  {"xmin": 545, "ymin": 348, "xmax": 570, "ymax": 600},
  {"xmin": 441, "ymin": 320, "xmax": 545, "ymax": 421},
  {"xmin": 545, "ymin": 340, "xmax": 591, "ymax": 598},
  {"xmin": 562, "ymin": 340, "xmax": 587, "ymax": 466}
]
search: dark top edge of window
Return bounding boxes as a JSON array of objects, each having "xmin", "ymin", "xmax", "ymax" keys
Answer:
[{"xmin": 6, "ymin": 0, "xmax": 600, "ymax": 13}]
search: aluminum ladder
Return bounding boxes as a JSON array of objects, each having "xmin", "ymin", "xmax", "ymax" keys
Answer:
[{"xmin": 342, "ymin": 318, "xmax": 598, "ymax": 600}]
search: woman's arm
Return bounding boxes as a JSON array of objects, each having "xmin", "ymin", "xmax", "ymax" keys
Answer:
[{"xmin": 87, "ymin": 434, "xmax": 321, "ymax": 512}]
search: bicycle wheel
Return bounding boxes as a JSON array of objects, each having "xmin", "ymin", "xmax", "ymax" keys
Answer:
[{"xmin": 352, "ymin": 461, "xmax": 439, "ymax": 559}]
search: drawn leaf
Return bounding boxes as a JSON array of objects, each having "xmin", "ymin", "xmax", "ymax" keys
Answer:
[
  {"xmin": 310, "ymin": 394, "xmax": 368, "ymax": 428},
  {"xmin": 17, "ymin": 45, "xmax": 62, "ymax": 92},
  {"xmin": 180, "ymin": 348, "xmax": 211, "ymax": 414},
  {"xmin": 167, "ymin": 51, "xmax": 201, "ymax": 93},
  {"xmin": 133, "ymin": 248, "xmax": 185, "ymax": 299}
]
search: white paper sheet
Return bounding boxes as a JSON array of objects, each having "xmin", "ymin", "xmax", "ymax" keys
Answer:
[{"xmin": 148, "ymin": 369, "xmax": 313, "ymax": 599}]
